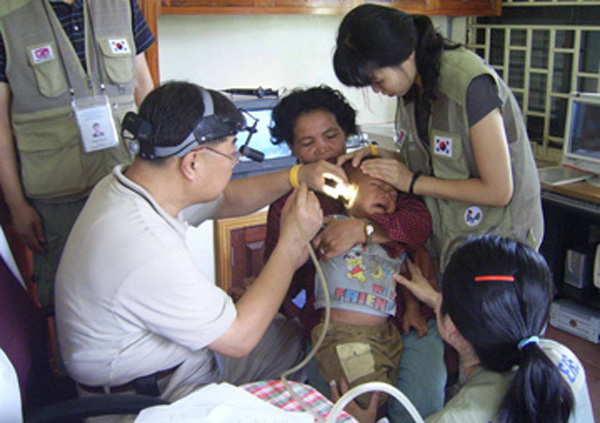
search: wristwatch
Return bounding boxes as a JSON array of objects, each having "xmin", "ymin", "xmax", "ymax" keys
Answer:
[{"xmin": 363, "ymin": 219, "xmax": 375, "ymax": 244}]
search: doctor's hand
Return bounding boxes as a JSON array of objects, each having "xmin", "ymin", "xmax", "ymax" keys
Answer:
[
  {"xmin": 279, "ymin": 183, "xmax": 323, "ymax": 269},
  {"xmin": 10, "ymin": 202, "xmax": 46, "ymax": 254},
  {"xmin": 296, "ymin": 160, "xmax": 348, "ymax": 193}
]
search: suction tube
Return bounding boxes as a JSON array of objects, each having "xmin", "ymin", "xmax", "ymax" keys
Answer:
[{"xmin": 327, "ymin": 382, "xmax": 425, "ymax": 423}]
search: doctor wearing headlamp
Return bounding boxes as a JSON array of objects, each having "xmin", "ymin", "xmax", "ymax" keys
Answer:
[{"xmin": 55, "ymin": 81, "xmax": 342, "ymax": 416}]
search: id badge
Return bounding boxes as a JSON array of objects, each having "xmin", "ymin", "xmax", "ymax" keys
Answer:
[{"xmin": 72, "ymin": 95, "xmax": 119, "ymax": 153}]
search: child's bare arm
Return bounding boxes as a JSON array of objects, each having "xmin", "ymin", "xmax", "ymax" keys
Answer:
[{"xmin": 400, "ymin": 286, "xmax": 429, "ymax": 337}]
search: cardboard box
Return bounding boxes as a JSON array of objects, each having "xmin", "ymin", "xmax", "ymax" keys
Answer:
[
  {"xmin": 361, "ymin": 124, "xmax": 396, "ymax": 151},
  {"xmin": 549, "ymin": 298, "xmax": 600, "ymax": 344}
]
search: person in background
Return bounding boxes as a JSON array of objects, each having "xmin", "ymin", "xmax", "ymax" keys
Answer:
[
  {"xmin": 0, "ymin": 0, "xmax": 155, "ymax": 306},
  {"xmin": 333, "ymin": 4, "xmax": 543, "ymax": 270},
  {"xmin": 55, "ymin": 82, "xmax": 337, "ymax": 422},
  {"xmin": 265, "ymin": 85, "xmax": 447, "ymax": 422},
  {"xmin": 382, "ymin": 235, "xmax": 593, "ymax": 423}
]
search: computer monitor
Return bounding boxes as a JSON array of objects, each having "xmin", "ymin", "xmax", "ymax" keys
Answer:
[
  {"xmin": 225, "ymin": 94, "xmax": 297, "ymax": 180},
  {"xmin": 240, "ymin": 108, "xmax": 291, "ymax": 162},
  {"xmin": 563, "ymin": 92, "xmax": 600, "ymax": 184}
]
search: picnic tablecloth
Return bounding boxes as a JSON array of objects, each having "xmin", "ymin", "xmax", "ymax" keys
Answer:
[{"xmin": 242, "ymin": 379, "xmax": 358, "ymax": 422}]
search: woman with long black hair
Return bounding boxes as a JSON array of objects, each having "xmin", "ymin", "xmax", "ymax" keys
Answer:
[
  {"xmin": 333, "ymin": 4, "xmax": 543, "ymax": 271},
  {"xmin": 391, "ymin": 235, "xmax": 593, "ymax": 423}
]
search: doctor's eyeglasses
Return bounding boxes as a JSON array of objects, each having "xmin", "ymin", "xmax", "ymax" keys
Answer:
[{"xmin": 197, "ymin": 146, "xmax": 242, "ymax": 165}]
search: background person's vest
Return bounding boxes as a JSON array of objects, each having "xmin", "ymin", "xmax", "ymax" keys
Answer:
[
  {"xmin": 0, "ymin": 0, "xmax": 136, "ymax": 201},
  {"xmin": 396, "ymin": 48, "xmax": 543, "ymax": 269}
]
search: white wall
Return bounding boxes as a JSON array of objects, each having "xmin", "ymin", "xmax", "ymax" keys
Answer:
[{"xmin": 157, "ymin": 14, "xmax": 466, "ymax": 279}]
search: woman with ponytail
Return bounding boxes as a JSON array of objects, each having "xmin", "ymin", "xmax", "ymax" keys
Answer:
[
  {"xmin": 333, "ymin": 4, "xmax": 543, "ymax": 271},
  {"xmin": 390, "ymin": 235, "xmax": 593, "ymax": 423}
]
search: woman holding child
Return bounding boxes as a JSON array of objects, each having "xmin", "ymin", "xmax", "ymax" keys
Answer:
[{"xmin": 264, "ymin": 85, "xmax": 447, "ymax": 422}]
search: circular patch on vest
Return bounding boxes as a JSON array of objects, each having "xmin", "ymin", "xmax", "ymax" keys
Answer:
[{"xmin": 464, "ymin": 206, "xmax": 483, "ymax": 227}]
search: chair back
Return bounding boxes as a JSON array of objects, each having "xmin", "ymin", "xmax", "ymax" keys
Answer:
[
  {"xmin": 0, "ymin": 251, "xmax": 167, "ymax": 423},
  {"xmin": 0, "ymin": 255, "xmax": 55, "ymax": 413}
]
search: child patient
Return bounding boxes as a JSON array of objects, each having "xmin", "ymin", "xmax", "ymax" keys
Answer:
[{"xmin": 311, "ymin": 160, "xmax": 418, "ymax": 413}]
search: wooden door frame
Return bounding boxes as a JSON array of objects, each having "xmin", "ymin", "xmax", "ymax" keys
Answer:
[
  {"xmin": 139, "ymin": 0, "xmax": 161, "ymax": 85},
  {"xmin": 214, "ymin": 211, "xmax": 267, "ymax": 293}
]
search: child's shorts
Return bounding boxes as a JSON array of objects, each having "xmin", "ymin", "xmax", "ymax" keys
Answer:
[{"xmin": 310, "ymin": 319, "xmax": 403, "ymax": 409}]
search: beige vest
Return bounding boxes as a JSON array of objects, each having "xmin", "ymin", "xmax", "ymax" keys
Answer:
[
  {"xmin": 396, "ymin": 48, "xmax": 543, "ymax": 269},
  {"xmin": 0, "ymin": 0, "xmax": 136, "ymax": 201}
]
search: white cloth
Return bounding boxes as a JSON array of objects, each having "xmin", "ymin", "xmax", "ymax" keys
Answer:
[
  {"xmin": 55, "ymin": 165, "xmax": 236, "ymax": 392},
  {"xmin": 425, "ymin": 339, "xmax": 594, "ymax": 423},
  {"xmin": 0, "ymin": 348, "xmax": 22, "ymax": 423},
  {"xmin": 0, "ymin": 226, "xmax": 24, "ymax": 288},
  {"xmin": 135, "ymin": 383, "xmax": 312, "ymax": 423}
]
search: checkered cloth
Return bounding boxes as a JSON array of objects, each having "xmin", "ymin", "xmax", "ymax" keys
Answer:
[{"xmin": 242, "ymin": 379, "xmax": 357, "ymax": 422}]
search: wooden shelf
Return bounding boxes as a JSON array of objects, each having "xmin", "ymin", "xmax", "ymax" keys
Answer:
[
  {"xmin": 139, "ymin": 0, "xmax": 501, "ymax": 85},
  {"xmin": 214, "ymin": 211, "xmax": 267, "ymax": 294},
  {"xmin": 159, "ymin": 0, "xmax": 499, "ymax": 15}
]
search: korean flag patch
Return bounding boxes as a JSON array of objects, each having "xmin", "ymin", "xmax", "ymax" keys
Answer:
[
  {"xmin": 31, "ymin": 45, "xmax": 54, "ymax": 64},
  {"xmin": 434, "ymin": 135, "xmax": 453, "ymax": 158},
  {"xmin": 109, "ymin": 39, "xmax": 130, "ymax": 54}
]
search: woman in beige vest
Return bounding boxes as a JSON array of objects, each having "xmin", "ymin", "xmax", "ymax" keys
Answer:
[
  {"xmin": 333, "ymin": 4, "xmax": 543, "ymax": 270},
  {"xmin": 334, "ymin": 235, "xmax": 594, "ymax": 423}
]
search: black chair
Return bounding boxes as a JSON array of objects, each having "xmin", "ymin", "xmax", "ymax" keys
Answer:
[{"xmin": 0, "ymin": 253, "xmax": 168, "ymax": 423}]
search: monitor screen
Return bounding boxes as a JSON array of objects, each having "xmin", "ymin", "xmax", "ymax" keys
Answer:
[
  {"xmin": 225, "ymin": 94, "xmax": 297, "ymax": 179},
  {"xmin": 240, "ymin": 108, "xmax": 292, "ymax": 162},
  {"xmin": 563, "ymin": 92, "xmax": 600, "ymax": 175}
]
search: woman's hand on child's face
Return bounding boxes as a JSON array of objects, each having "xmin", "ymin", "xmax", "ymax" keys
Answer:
[
  {"xmin": 329, "ymin": 379, "xmax": 378, "ymax": 423},
  {"xmin": 336, "ymin": 146, "xmax": 373, "ymax": 169},
  {"xmin": 394, "ymin": 260, "xmax": 439, "ymax": 309},
  {"xmin": 312, "ymin": 216, "xmax": 365, "ymax": 260},
  {"xmin": 360, "ymin": 158, "xmax": 412, "ymax": 193}
]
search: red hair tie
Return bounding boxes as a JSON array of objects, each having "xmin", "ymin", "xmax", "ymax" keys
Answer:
[{"xmin": 474, "ymin": 275, "xmax": 515, "ymax": 282}]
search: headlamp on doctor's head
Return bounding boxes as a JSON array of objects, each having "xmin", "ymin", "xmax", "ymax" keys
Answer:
[{"xmin": 121, "ymin": 88, "xmax": 264, "ymax": 162}]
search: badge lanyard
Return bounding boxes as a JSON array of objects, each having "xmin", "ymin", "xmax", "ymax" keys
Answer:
[
  {"xmin": 394, "ymin": 100, "xmax": 409, "ymax": 151},
  {"xmin": 42, "ymin": 0, "xmax": 119, "ymax": 153}
]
